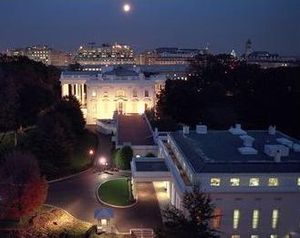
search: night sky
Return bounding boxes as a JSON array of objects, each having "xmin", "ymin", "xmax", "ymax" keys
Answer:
[{"xmin": 0, "ymin": 0, "xmax": 299, "ymax": 56}]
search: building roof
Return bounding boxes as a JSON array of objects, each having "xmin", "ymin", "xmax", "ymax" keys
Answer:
[
  {"xmin": 135, "ymin": 160, "xmax": 169, "ymax": 172},
  {"xmin": 103, "ymin": 66, "xmax": 139, "ymax": 77},
  {"xmin": 117, "ymin": 114, "xmax": 155, "ymax": 146},
  {"xmin": 94, "ymin": 208, "xmax": 114, "ymax": 219},
  {"xmin": 170, "ymin": 130, "xmax": 300, "ymax": 173}
]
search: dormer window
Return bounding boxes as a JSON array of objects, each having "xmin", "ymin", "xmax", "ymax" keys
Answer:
[
  {"xmin": 145, "ymin": 90, "xmax": 149, "ymax": 97},
  {"xmin": 116, "ymin": 90, "xmax": 125, "ymax": 97}
]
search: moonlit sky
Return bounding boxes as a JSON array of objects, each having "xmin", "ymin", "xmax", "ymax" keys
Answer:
[{"xmin": 0, "ymin": 0, "xmax": 299, "ymax": 55}]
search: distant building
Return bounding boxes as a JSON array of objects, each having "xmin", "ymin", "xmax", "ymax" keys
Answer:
[
  {"xmin": 131, "ymin": 124, "xmax": 300, "ymax": 238},
  {"xmin": 74, "ymin": 43, "xmax": 134, "ymax": 66},
  {"xmin": 243, "ymin": 40, "xmax": 297, "ymax": 68},
  {"xmin": 136, "ymin": 47, "xmax": 205, "ymax": 65},
  {"xmin": 60, "ymin": 66, "xmax": 165, "ymax": 124},
  {"xmin": 6, "ymin": 45, "xmax": 74, "ymax": 67},
  {"xmin": 246, "ymin": 51, "xmax": 297, "ymax": 68},
  {"xmin": 7, "ymin": 45, "xmax": 51, "ymax": 65},
  {"xmin": 50, "ymin": 50, "xmax": 74, "ymax": 67}
]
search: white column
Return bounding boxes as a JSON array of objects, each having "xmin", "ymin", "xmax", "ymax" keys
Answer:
[
  {"xmin": 75, "ymin": 84, "xmax": 79, "ymax": 98},
  {"xmin": 78, "ymin": 84, "xmax": 82, "ymax": 104},
  {"xmin": 82, "ymin": 84, "xmax": 85, "ymax": 106}
]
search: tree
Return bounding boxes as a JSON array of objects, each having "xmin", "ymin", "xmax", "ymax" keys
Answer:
[
  {"xmin": 156, "ymin": 186, "xmax": 219, "ymax": 238},
  {"xmin": 0, "ymin": 151, "xmax": 48, "ymax": 221},
  {"xmin": 0, "ymin": 55, "xmax": 60, "ymax": 132},
  {"xmin": 29, "ymin": 110, "xmax": 75, "ymax": 169},
  {"xmin": 56, "ymin": 96, "xmax": 86, "ymax": 137},
  {"xmin": 113, "ymin": 146, "xmax": 133, "ymax": 170}
]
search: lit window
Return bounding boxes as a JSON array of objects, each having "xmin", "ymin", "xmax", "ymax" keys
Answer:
[
  {"xmin": 211, "ymin": 178, "xmax": 221, "ymax": 187},
  {"xmin": 297, "ymin": 178, "xmax": 300, "ymax": 186},
  {"xmin": 268, "ymin": 178, "xmax": 279, "ymax": 186},
  {"xmin": 233, "ymin": 209, "xmax": 240, "ymax": 229},
  {"xmin": 251, "ymin": 236, "xmax": 259, "ymax": 238},
  {"xmin": 270, "ymin": 235, "xmax": 278, "ymax": 238},
  {"xmin": 252, "ymin": 209, "xmax": 260, "ymax": 229},
  {"xmin": 230, "ymin": 178, "xmax": 240, "ymax": 186},
  {"xmin": 145, "ymin": 90, "xmax": 149, "ymax": 97},
  {"xmin": 92, "ymin": 90, "xmax": 97, "ymax": 97},
  {"xmin": 272, "ymin": 209, "xmax": 279, "ymax": 229},
  {"xmin": 249, "ymin": 178, "xmax": 260, "ymax": 186},
  {"xmin": 231, "ymin": 236, "xmax": 240, "ymax": 238}
]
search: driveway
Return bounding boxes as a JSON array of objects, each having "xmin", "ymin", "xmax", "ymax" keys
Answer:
[
  {"xmin": 47, "ymin": 130, "xmax": 162, "ymax": 232},
  {"xmin": 47, "ymin": 172, "xmax": 162, "ymax": 232}
]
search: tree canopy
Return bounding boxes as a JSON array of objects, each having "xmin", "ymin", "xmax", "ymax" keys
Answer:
[
  {"xmin": 156, "ymin": 187, "xmax": 219, "ymax": 238},
  {"xmin": 156, "ymin": 54, "xmax": 300, "ymax": 138},
  {"xmin": 0, "ymin": 151, "xmax": 48, "ymax": 220},
  {"xmin": 113, "ymin": 146, "xmax": 133, "ymax": 170},
  {"xmin": 0, "ymin": 55, "xmax": 61, "ymax": 132}
]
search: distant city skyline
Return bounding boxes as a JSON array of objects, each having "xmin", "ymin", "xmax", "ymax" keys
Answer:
[{"xmin": 0, "ymin": 0, "xmax": 299, "ymax": 56}]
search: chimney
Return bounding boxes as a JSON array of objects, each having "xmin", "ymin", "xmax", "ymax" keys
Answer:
[
  {"xmin": 268, "ymin": 125, "xmax": 276, "ymax": 135},
  {"xmin": 183, "ymin": 126, "xmax": 190, "ymax": 135},
  {"xmin": 235, "ymin": 123, "xmax": 241, "ymax": 130},
  {"xmin": 274, "ymin": 149, "xmax": 281, "ymax": 162}
]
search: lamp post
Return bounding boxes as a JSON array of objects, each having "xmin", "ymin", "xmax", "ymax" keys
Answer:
[{"xmin": 88, "ymin": 149, "xmax": 95, "ymax": 166}]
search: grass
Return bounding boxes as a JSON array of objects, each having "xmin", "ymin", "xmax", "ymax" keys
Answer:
[{"xmin": 98, "ymin": 178, "xmax": 134, "ymax": 206}]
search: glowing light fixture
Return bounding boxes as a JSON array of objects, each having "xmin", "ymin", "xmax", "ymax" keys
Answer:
[{"xmin": 123, "ymin": 3, "xmax": 131, "ymax": 13}]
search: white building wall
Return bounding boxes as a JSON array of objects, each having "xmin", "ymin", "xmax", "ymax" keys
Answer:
[{"xmin": 211, "ymin": 192, "xmax": 300, "ymax": 238}]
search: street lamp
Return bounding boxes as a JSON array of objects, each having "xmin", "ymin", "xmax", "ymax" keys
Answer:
[
  {"xmin": 99, "ymin": 157, "xmax": 106, "ymax": 166},
  {"xmin": 98, "ymin": 156, "xmax": 108, "ymax": 171},
  {"xmin": 89, "ymin": 149, "xmax": 94, "ymax": 156}
]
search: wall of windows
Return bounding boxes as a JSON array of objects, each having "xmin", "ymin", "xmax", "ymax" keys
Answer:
[{"xmin": 205, "ymin": 176, "xmax": 300, "ymax": 189}]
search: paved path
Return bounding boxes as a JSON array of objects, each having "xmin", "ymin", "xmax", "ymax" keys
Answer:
[
  {"xmin": 47, "ymin": 171, "xmax": 162, "ymax": 231},
  {"xmin": 47, "ymin": 130, "xmax": 162, "ymax": 232}
]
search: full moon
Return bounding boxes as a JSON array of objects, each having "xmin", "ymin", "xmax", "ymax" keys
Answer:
[{"xmin": 123, "ymin": 3, "xmax": 131, "ymax": 13}]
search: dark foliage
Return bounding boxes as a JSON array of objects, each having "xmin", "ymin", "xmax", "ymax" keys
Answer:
[
  {"xmin": 0, "ymin": 151, "xmax": 48, "ymax": 220},
  {"xmin": 0, "ymin": 55, "xmax": 61, "ymax": 132},
  {"xmin": 113, "ymin": 146, "xmax": 133, "ymax": 170},
  {"xmin": 156, "ymin": 54, "xmax": 300, "ymax": 138},
  {"xmin": 156, "ymin": 186, "xmax": 219, "ymax": 238}
]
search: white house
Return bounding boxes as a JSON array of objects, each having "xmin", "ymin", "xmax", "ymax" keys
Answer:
[
  {"xmin": 131, "ymin": 124, "xmax": 300, "ymax": 238},
  {"xmin": 60, "ymin": 66, "xmax": 166, "ymax": 124}
]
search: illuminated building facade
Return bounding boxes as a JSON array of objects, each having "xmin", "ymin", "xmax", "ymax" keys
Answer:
[
  {"xmin": 7, "ymin": 45, "xmax": 51, "ymax": 65},
  {"xmin": 75, "ymin": 43, "xmax": 134, "ymax": 65},
  {"xmin": 60, "ymin": 66, "xmax": 165, "ymax": 124},
  {"xmin": 136, "ymin": 47, "xmax": 205, "ymax": 65}
]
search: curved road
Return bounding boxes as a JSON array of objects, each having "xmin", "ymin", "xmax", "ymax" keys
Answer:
[{"xmin": 47, "ymin": 131, "xmax": 162, "ymax": 232}]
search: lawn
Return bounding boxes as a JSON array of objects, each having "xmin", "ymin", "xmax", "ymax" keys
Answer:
[{"xmin": 98, "ymin": 178, "xmax": 135, "ymax": 207}]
